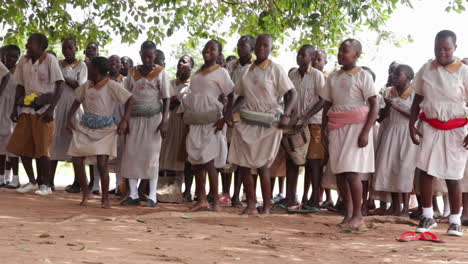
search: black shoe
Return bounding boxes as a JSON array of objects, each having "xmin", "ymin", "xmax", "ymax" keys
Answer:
[
  {"xmin": 416, "ymin": 217, "xmax": 437, "ymax": 233},
  {"xmin": 447, "ymin": 223, "xmax": 464, "ymax": 237},
  {"xmin": 92, "ymin": 190, "xmax": 100, "ymax": 195},
  {"xmin": 121, "ymin": 197, "xmax": 140, "ymax": 206},
  {"xmin": 143, "ymin": 199, "xmax": 156, "ymax": 207},
  {"xmin": 109, "ymin": 189, "xmax": 116, "ymax": 195}
]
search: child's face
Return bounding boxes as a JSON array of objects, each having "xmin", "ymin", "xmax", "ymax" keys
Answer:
[
  {"xmin": 434, "ymin": 37, "xmax": 456, "ymax": 66},
  {"xmin": 312, "ymin": 52, "xmax": 327, "ymax": 71},
  {"xmin": 87, "ymin": 64, "xmax": 98, "ymax": 81},
  {"xmin": 296, "ymin": 48, "xmax": 313, "ymax": 68},
  {"xmin": 202, "ymin": 41, "xmax": 219, "ymax": 63},
  {"xmin": 237, "ymin": 40, "xmax": 252, "ymax": 59},
  {"xmin": 391, "ymin": 68, "xmax": 408, "ymax": 88},
  {"xmin": 3, "ymin": 50, "xmax": 20, "ymax": 69},
  {"xmin": 177, "ymin": 56, "xmax": 192, "ymax": 78},
  {"xmin": 155, "ymin": 52, "xmax": 166, "ymax": 67},
  {"xmin": 25, "ymin": 36, "xmax": 43, "ymax": 58},
  {"xmin": 120, "ymin": 57, "xmax": 131, "ymax": 75},
  {"xmin": 338, "ymin": 42, "xmax": 359, "ymax": 66},
  {"xmin": 140, "ymin": 49, "xmax": 156, "ymax": 68},
  {"xmin": 85, "ymin": 44, "xmax": 98, "ymax": 59},
  {"xmin": 255, "ymin": 37, "xmax": 271, "ymax": 62},
  {"xmin": 109, "ymin": 56, "xmax": 121, "ymax": 74},
  {"xmin": 62, "ymin": 40, "xmax": 76, "ymax": 61}
]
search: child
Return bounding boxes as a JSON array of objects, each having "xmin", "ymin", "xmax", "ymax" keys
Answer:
[
  {"xmin": 160, "ymin": 55, "xmax": 194, "ymax": 200},
  {"xmin": 293, "ymin": 45, "xmax": 326, "ymax": 210},
  {"xmin": 51, "ymin": 39, "xmax": 87, "ymax": 192},
  {"xmin": 226, "ymin": 34, "xmax": 297, "ymax": 215},
  {"xmin": 0, "ymin": 45, "xmax": 20, "ymax": 188},
  {"xmin": 312, "ymin": 50, "xmax": 328, "ymax": 73},
  {"xmin": 120, "ymin": 41, "xmax": 170, "ymax": 207},
  {"xmin": 67, "ymin": 57, "xmax": 133, "ymax": 208},
  {"xmin": 7, "ymin": 33, "xmax": 64, "ymax": 195},
  {"xmin": 374, "ymin": 64, "xmax": 416, "ymax": 217},
  {"xmin": 155, "ymin": 49, "xmax": 166, "ymax": 67},
  {"xmin": 120, "ymin": 56, "xmax": 134, "ymax": 77},
  {"xmin": 409, "ymin": 30, "xmax": 468, "ymax": 236},
  {"xmin": 320, "ymin": 39, "xmax": 378, "ymax": 229},
  {"xmin": 226, "ymin": 55, "xmax": 237, "ymax": 64},
  {"xmin": 84, "ymin": 42, "xmax": 99, "ymax": 65},
  {"xmin": 182, "ymin": 39, "xmax": 234, "ymax": 212}
]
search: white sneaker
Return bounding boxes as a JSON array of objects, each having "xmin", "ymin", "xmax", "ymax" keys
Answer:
[
  {"xmin": 17, "ymin": 183, "xmax": 38, "ymax": 193},
  {"xmin": 35, "ymin": 185, "xmax": 53, "ymax": 196}
]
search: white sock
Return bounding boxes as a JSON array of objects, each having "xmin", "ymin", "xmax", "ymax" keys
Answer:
[
  {"xmin": 422, "ymin": 207, "xmax": 434, "ymax": 219},
  {"xmin": 0, "ymin": 175, "xmax": 4, "ymax": 184},
  {"xmin": 149, "ymin": 177, "xmax": 158, "ymax": 202},
  {"xmin": 4, "ymin": 169, "xmax": 12, "ymax": 182},
  {"xmin": 92, "ymin": 169, "xmax": 101, "ymax": 191},
  {"xmin": 449, "ymin": 212, "xmax": 462, "ymax": 225},
  {"xmin": 129, "ymin": 179, "xmax": 139, "ymax": 199},
  {"xmin": 443, "ymin": 195, "xmax": 451, "ymax": 217},
  {"xmin": 11, "ymin": 175, "xmax": 19, "ymax": 186}
]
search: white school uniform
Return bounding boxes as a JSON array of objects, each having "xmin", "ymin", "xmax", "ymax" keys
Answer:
[
  {"xmin": 413, "ymin": 59, "xmax": 468, "ymax": 180},
  {"xmin": 226, "ymin": 59, "xmax": 253, "ymax": 84},
  {"xmin": 0, "ymin": 63, "xmax": 14, "ymax": 155},
  {"xmin": 182, "ymin": 65, "xmax": 234, "ymax": 168},
  {"xmin": 160, "ymin": 78, "xmax": 190, "ymax": 172},
  {"xmin": 50, "ymin": 60, "xmax": 87, "ymax": 161},
  {"xmin": 319, "ymin": 67, "xmax": 376, "ymax": 174},
  {"xmin": 228, "ymin": 60, "xmax": 294, "ymax": 168},
  {"xmin": 67, "ymin": 79, "xmax": 132, "ymax": 161},
  {"xmin": 121, "ymin": 66, "xmax": 171, "ymax": 179},
  {"xmin": 374, "ymin": 87, "xmax": 417, "ymax": 193}
]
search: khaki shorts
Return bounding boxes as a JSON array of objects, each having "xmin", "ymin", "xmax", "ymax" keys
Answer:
[
  {"xmin": 7, "ymin": 113, "xmax": 55, "ymax": 158},
  {"xmin": 306, "ymin": 124, "xmax": 325, "ymax": 160}
]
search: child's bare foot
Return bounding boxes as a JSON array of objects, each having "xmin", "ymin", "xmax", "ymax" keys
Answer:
[
  {"xmin": 240, "ymin": 206, "xmax": 258, "ymax": 216},
  {"xmin": 346, "ymin": 217, "xmax": 364, "ymax": 230},
  {"xmin": 101, "ymin": 199, "xmax": 111, "ymax": 209},
  {"xmin": 189, "ymin": 202, "xmax": 209, "ymax": 212},
  {"xmin": 211, "ymin": 203, "xmax": 221, "ymax": 212},
  {"xmin": 400, "ymin": 211, "xmax": 410, "ymax": 218},
  {"xmin": 80, "ymin": 192, "xmax": 91, "ymax": 206},
  {"xmin": 339, "ymin": 216, "xmax": 351, "ymax": 227}
]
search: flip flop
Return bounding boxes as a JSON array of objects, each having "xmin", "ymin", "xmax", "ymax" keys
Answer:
[
  {"xmin": 397, "ymin": 231, "xmax": 421, "ymax": 242},
  {"xmin": 420, "ymin": 232, "xmax": 445, "ymax": 243},
  {"xmin": 461, "ymin": 219, "xmax": 468, "ymax": 227},
  {"xmin": 288, "ymin": 205, "xmax": 320, "ymax": 214}
]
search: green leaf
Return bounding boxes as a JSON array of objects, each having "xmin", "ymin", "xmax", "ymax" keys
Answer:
[
  {"xmin": 39, "ymin": 234, "xmax": 50, "ymax": 238},
  {"xmin": 432, "ymin": 247, "xmax": 445, "ymax": 252}
]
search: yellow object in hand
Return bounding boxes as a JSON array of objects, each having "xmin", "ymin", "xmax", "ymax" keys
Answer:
[{"xmin": 24, "ymin": 93, "xmax": 39, "ymax": 106}]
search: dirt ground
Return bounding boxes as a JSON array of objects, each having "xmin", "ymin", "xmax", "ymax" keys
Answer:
[{"xmin": 1, "ymin": 188, "xmax": 468, "ymax": 264}]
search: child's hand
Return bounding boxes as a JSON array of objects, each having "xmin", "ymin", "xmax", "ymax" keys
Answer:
[
  {"xmin": 295, "ymin": 117, "xmax": 305, "ymax": 130},
  {"xmin": 213, "ymin": 118, "xmax": 226, "ymax": 133},
  {"xmin": 464, "ymin": 135, "xmax": 468, "ymax": 149},
  {"xmin": 158, "ymin": 121, "xmax": 168, "ymax": 138},
  {"xmin": 358, "ymin": 130, "xmax": 369, "ymax": 148},
  {"xmin": 384, "ymin": 98, "xmax": 393, "ymax": 107},
  {"xmin": 66, "ymin": 120, "xmax": 75, "ymax": 131},
  {"xmin": 42, "ymin": 108, "xmax": 54, "ymax": 123},
  {"xmin": 409, "ymin": 125, "xmax": 422, "ymax": 145},
  {"xmin": 278, "ymin": 114, "xmax": 290, "ymax": 129},
  {"xmin": 117, "ymin": 119, "xmax": 129, "ymax": 135},
  {"xmin": 10, "ymin": 109, "xmax": 18, "ymax": 123}
]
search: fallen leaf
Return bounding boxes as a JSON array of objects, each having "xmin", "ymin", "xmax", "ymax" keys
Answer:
[
  {"xmin": 181, "ymin": 215, "xmax": 191, "ymax": 219},
  {"xmin": 137, "ymin": 219, "xmax": 147, "ymax": 224},
  {"xmin": 39, "ymin": 234, "xmax": 50, "ymax": 238},
  {"xmin": 339, "ymin": 230, "xmax": 352, "ymax": 234},
  {"xmin": 432, "ymin": 247, "xmax": 445, "ymax": 252}
]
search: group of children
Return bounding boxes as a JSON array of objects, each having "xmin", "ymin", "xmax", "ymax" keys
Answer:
[{"xmin": 0, "ymin": 30, "xmax": 466, "ymax": 237}]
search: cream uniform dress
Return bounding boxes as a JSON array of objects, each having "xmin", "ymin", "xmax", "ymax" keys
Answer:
[
  {"xmin": 50, "ymin": 60, "xmax": 87, "ymax": 161},
  {"xmin": 374, "ymin": 87, "xmax": 417, "ymax": 193},
  {"xmin": 0, "ymin": 63, "xmax": 13, "ymax": 155},
  {"xmin": 319, "ymin": 67, "xmax": 376, "ymax": 174},
  {"xmin": 182, "ymin": 65, "xmax": 234, "ymax": 168},
  {"xmin": 68, "ymin": 78, "xmax": 132, "ymax": 161},
  {"xmin": 121, "ymin": 66, "xmax": 170, "ymax": 179},
  {"xmin": 160, "ymin": 79, "xmax": 190, "ymax": 171},
  {"xmin": 413, "ymin": 59, "xmax": 468, "ymax": 180},
  {"xmin": 228, "ymin": 60, "xmax": 295, "ymax": 168}
]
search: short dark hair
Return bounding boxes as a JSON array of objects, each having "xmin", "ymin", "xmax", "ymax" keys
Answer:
[
  {"xmin": 435, "ymin": 30, "xmax": 457, "ymax": 44},
  {"xmin": 207, "ymin": 39, "xmax": 223, "ymax": 55},
  {"xmin": 1, "ymin": 45, "xmax": 20, "ymax": 56},
  {"xmin": 121, "ymin": 56, "xmax": 134, "ymax": 67},
  {"xmin": 300, "ymin": 44, "xmax": 316, "ymax": 59},
  {"xmin": 239, "ymin": 35, "xmax": 256, "ymax": 51},
  {"xmin": 395, "ymin": 64, "xmax": 414, "ymax": 80},
  {"xmin": 62, "ymin": 38, "xmax": 77, "ymax": 47},
  {"xmin": 181, "ymin": 55, "xmax": 195, "ymax": 68},
  {"xmin": 362, "ymin": 66, "xmax": 376, "ymax": 82},
  {"xmin": 29, "ymin": 33, "xmax": 48, "ymax": 51},
  {"xmin": 91, "ymin": 56, "xmax": 110, "ymax": 75},
  {"xmin": 141, "ymin": 40, "xmax": 157, "ymax": 51},
  {"xmin": 257, "ymin": 33, "xmax": 273, "ymax": 46},
  {"xmin": 342, "ymin": 38, "xmax": 362, "ymax": 55}
]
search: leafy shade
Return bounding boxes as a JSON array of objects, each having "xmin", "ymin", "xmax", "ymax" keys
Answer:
[{"xmin": 0, "ymin": 0, "xmax": 459, "ymax": 51}]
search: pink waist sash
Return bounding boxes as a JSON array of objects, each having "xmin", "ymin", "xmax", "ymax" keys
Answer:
[{"xmin": 327, "ymin": 106, "xmax": 369, "ymax": 130}]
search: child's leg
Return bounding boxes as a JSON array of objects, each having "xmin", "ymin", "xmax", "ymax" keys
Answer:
[
  {"xmin": 391, "ymin": 192, "xmax": 402, "ymax": 216},
  {"xmin": 336, "ymin": 173, "xmax": 352, "ymax": 224},
  {"xmin": 189, "ymin": 164, "xmax": 209, "ymax": 211},
  {"xmin": 446, "ymin": 179, "xmax": 462, "ymax": 224},
  {"xmin": 21, "ymin": 157, "xmax": 36, "ymax": 184},
  {"xmin": 443, "ymin": 194, "xmax": 451, "ymax": 217},
  {"xmin": 129, "ymin": 179, "xmax": 139, "ymax": 199},
  {"xmin": 284, "ymin": 159, "xmax": 299, "ymax": 206},
  {"xmin": 221, "ymin": 172, "xmax": 231, "ymax": 197},
  {"xmin": 270, "ymin": 176, "xmax": 276, "ymax": 194},
  {"xmin": 324, "ymin": 188, "xmax": 333, "ymax": 205},
  {"xmin": 278, "ymin": 177, "xmax": 285, "ymax": 195},
  {"xmin": 307, "ymin": 159, "xmax": 322, "ymax": 207},
  {"xmin": 239, "ymin": 166, "xmax": 256, "ymax": 215},
  {"xmin": 206, "ymin": 160, "xmax": 220, "ymax": 211},
  {"xmin": 258, "ymin": 166, "xmax": 272, "ymax": 214},
  {"xmin": 183, "ymin": 163, "xmax": 193, "ymax": 201},
  {"xmin": 88, "ymin": 165, "xmax": 94, "ymax": 189},
  {"xmin": 35, "ymin": 159, "xmax": 43, "ymax": 186},
  {"xmin": 0, "ymin": 155, "xmax": 5, "ymax": 185},
  {"xmin": 361, "ymin": 181, "xmax": 369, "ymax": 216},
  {"xmin": 72, "ymin": 156, "xmax": 89, "ymax": 205},
  {"xmin": 96, "ymin": 155, "xmax": 111, "ymax": 209},
  {"xmin": 8, "ymin": 157, "xmax": 20, "ymax": 187},
  {"xmin": 402, "ymin": 193, "xmax": 410, "ymax": 217},
  {"xmin": 345, "ymin": 172, "xmax": 364, "ymax": 229},
  {"xmin": 461, "ymin": 193, "xmax": 468, "ymax": 225},
  {"xmin": 49, "ymin": 160, "xmax": 59, "ymax": 189},
  {"xmin": 232, "ymin": 169, "xmax": 242, "ymax": 206},
  {"xmin": 416, "ymin": 169, "xmax": 439, "ymax": 232},
  {"xmin": 138, "ymin": 179, "xmax": 149, "ymax": 201},
  {"xmin": 38, "ymin": 156, "xmax": 51, "ymax": 187}
]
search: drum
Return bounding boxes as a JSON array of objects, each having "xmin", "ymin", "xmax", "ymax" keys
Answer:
[{"xmin": 281, "ymin": 126, "xmax": 310, "ymax": 166}]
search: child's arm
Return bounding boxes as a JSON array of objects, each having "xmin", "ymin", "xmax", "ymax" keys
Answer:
[
  {"xmin": 158, "ymin": 98, "xmax": 170, "ymax": 138},
  {"xmin": 66, "ymin": 100, "xmax": 81, "ymax": 131},
  {"xmin": 278, "ymin": 88, "xmax": 297, "ymax": 128},
  {"xmin": 357, "ymin": 95, "xmax": 378, "ymax": 148},
  {"xmin": 297, "ymin": 97, "xmax": 324, "ymax": 129},
  {"xmin": 321, "ymin": 101, "xmax": 332, "ymax": 150},
  {"xmin": 215, "ymin": 92, "xmax": 238, "ymax": 132},
  {"xmin": 64, "ymin": 77, "xmax": 79, "ymax": 90},
  {"xmin": 10, "ymin": 84, "xmax": 25, "ymax": 123},
  {"xmin": 409, "ymin": 94, "xmax": 424, "ymax": 145},
  {"xmin": 0, "ymin": 73, "xmax": 10, "ymax": 97},
  {"xmin": 42, "ymin": 80, "xmax": 64, "ymax": 123},
  {"xmin": 118, "ymin": 96, "xmax": 134, "ymax": 135},
  {"xmin": 390, "ymin": 103, "xmax": 411, "ymax": 119}
]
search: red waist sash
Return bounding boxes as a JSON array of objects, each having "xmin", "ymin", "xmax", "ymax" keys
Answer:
[{"xmin": 420, "ymin": 112, "xmax": 467, "ymax": 130}]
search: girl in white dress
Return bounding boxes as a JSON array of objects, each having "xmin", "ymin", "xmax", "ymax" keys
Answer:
[
  {"xmin": 182, "ymin": 40, "xmax": 234, "ymax": 212},
  {"xmin": 374, "ymin": 64, "xmax": 416, "ymax": 217},
  {"xmin": 320, "ymin": 39, "xmax": 378, "ymax": 229},
  {"xmin": 120, "ymin": 41, "xmax": 171, "ymax": 207},
  {"xmin": 409, "ymin": 30, "xmax": 468, "ymax": 236}
]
